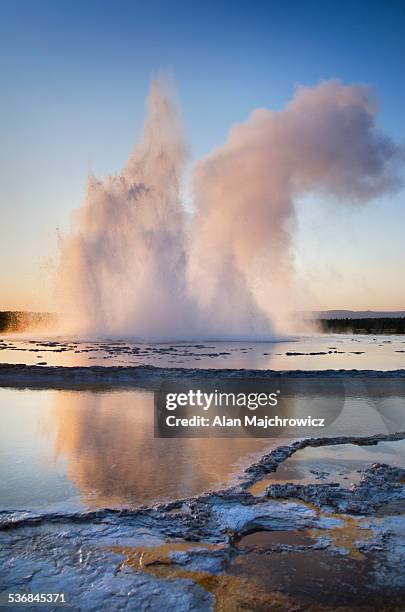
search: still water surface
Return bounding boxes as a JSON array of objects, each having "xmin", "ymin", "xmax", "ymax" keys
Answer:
[
  {"xmin": 0, "ymin": 388, "xmax": 272, "ymax": 512},
  {"xmin": 1, "ymin": 383, "xmax": 404, "ymax": 513}
]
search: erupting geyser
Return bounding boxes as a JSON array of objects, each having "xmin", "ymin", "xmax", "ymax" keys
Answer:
[
  {"xmin": 57, "ymin": 78, "xmax": 402, "ymax": 340},
  {"xmin": 58, "ymin": 80, "xmax": 200, "ymax": 339}
]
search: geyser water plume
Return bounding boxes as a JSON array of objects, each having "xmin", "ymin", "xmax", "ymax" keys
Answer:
[
  {"xmin": 57, "ymin": 79, "xmax": 402, "ymax": 339},
  {"xmin": 58, "ymin": 80, "xmax": 194, "ymax": 338},
  {"xmin": 57, "ymin": 79, "xmax": 271, "ymax": 339},
  {"xmin": 189, "ymin": 80, "xmax": 403, "ymax": 332}
]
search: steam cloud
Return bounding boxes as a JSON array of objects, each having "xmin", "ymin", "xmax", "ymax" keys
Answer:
[{"xmin": 57, "ymin": 79, "xmax": 402, "ymax": 339}]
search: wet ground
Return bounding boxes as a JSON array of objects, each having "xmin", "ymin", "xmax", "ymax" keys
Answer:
[
  {"xmin": 0, "ymin": 338, "xmax": 404, "ymax": 609},
  {"xmin": 1, "ymin": 333, "xmax": 405, "ymax": 370},
  {"xmin": 1, "ymin": 433, "xmax": 404, "ymax": 611},
  {"xmin": 249, "ymin": 438, "xmax": 405, "ymax": 495}
]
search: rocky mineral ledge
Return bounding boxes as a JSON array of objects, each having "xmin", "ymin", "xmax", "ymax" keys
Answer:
[
  {"xmin": 0, "ymin": 363, "xmax": 405, "ymax": 389},
  {"xmin": 1, "ymin": 432, "xmax": 405, "ymax": 610}
]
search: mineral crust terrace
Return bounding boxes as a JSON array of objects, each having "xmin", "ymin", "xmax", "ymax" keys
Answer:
[
  {"xmin": 1, "ymin": 432, "xmax": 405, "ymax": 611},
  {"xmin": 0, "ymin": 362, "xmax": 405, "ymax": 390}
]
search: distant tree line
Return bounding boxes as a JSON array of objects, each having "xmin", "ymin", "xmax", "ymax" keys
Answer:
[
  {"xmin": 321, "ymin": 317, "xmax": 405, "ymax": 334},
  {"xmin": 1, "ymin": 311, "xmax": 405, "ymax": 335}
]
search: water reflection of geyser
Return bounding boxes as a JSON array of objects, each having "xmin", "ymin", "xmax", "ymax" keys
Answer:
[
  {"xmin": 53, "ymin": 390, "xmax": 270, "ymax": 508},
  {"xmin": 58, "ymin": 79, "xmax": 402, "ymax": 340}
]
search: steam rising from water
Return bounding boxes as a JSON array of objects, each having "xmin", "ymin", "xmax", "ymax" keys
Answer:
[{"xmin": 57, "ymin": 79, "xmax": 402, "ymax": 339}]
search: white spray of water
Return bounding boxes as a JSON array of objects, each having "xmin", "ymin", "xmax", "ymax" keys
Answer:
[
  {"xmin": 58, "ymin": 79, "xmax": 402, "ymax": 339},
  {"xmin": 58, "ymin": 80, "xmax": 197, "ymax": 339}
]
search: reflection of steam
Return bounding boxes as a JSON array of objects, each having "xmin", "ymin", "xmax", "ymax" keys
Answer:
[
  {"xmin": 53, "ymin": 390, "xmax": 269, "ymax": 508},
  {"xmin": 58, "ymin": 79, "xmax": 402, "ymax": 338}
]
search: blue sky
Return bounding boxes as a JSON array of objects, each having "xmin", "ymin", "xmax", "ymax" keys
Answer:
[{"xmin": 1, "ymin": 0, "xmax": 404, "ymax": 310}]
